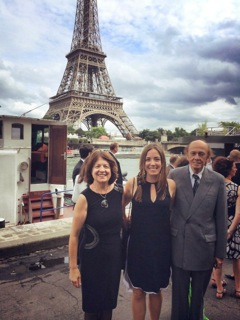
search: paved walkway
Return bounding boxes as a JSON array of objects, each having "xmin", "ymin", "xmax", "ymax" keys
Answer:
[
  {"xmin": 0, "ymin": 219, "xmax": 240, "ymax": 319},
  {"xmin": 0, "ymin": 218, "xmax": 73, "ymax": 258}
]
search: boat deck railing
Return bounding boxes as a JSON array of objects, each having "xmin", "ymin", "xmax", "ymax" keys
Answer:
[{"xmin": 40, "ymin": 189, "xmax": 74, "ymax": 222}]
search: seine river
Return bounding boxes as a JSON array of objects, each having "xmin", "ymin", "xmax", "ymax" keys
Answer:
[{"xmin": 67, "ymin": 154, "xmax": 170, "ymax": 185}]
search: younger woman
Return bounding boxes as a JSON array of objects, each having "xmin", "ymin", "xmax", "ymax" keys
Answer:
[{"xmin": 123, "ymin": 143, "xmax": 176, "ymax": 320}]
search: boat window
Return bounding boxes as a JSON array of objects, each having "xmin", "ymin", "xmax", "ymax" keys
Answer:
[{"xmin": 11, "ymin": 123, "xmax": 24, "ymax": 140}]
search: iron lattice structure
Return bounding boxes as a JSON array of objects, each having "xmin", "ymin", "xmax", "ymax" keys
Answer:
[{"xmin": 45, "ymin": 0, "xmax": 138, "ymax": 139}]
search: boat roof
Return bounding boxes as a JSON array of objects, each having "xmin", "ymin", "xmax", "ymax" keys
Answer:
[{"xmin": 0, "ymin": 114, "xmax": 66, "ymax": 126}]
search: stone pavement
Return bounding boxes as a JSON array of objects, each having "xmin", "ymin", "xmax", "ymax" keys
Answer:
[
  {"xmin": 0, "ymin": 218, "xmax": 73, "ymax": 258},
  {"xmin": 0, "ymin": 219, "xmax": 240, "ymax": 319}
]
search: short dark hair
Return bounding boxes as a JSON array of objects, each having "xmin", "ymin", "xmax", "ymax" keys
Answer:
[
  {"xmin": 84, "ymin": 150, "xmax": 118, "ymax": 185},
  {"xmin": 175, "ymin": 155, "xmax": 189, "ymax": 167},
  {"xmin": 110, "ymin": 142, "xmax": 118, "ymax": 151},
  {"xmin": 79, "ymin": 144, "xmax": 94, "ymax": 159},
  {"xmin": 213, "ymin": 156, "xmax": 234, "ymax": 178},
  {"xmin": 169, "ymin": 154, "xmax": 179, "ymax": 164}
]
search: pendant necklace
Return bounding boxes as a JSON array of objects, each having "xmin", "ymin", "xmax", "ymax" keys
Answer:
[{"xmin": 100, "ymin": 193, "xmax": 108, "ymax": 208}]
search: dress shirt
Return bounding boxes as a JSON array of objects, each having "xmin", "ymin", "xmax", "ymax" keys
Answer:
[{"xmin": 189, "ymin": 166, "xmax": 204, "ymax": 187}]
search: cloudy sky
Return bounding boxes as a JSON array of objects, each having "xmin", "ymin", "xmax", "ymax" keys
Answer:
[{"xmin": 0, "ymin": 0, "xmax": 240, "ymax": 135}]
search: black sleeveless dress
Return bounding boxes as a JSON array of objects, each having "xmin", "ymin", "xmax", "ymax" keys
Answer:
[
  {"xmin": 124, "ymin": 182, "xmax": 171, "ymax": 293},
  {"xmin": 80, "ymin": 185, "xmax": 122, "ymax": 313}
]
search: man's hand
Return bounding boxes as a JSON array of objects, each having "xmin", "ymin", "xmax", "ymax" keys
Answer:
[{"xmin": 214, "ymin": 257, "xmax": 223, "ymax": 269}]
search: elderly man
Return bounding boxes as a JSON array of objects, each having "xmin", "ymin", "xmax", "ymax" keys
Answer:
[{"xmin": 169, "ymin": 140, "xmax": 227, "ymax": 320}]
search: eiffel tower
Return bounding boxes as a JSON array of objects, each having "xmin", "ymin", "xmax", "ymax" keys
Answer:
[{"xmin": 45, "ymin": 0, "xmax": 138, "ymax": 140}]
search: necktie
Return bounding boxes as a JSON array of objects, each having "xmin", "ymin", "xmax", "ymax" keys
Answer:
[{"xmin": 192, "ymin": 174, "xmax": 199, "ymax": 195}]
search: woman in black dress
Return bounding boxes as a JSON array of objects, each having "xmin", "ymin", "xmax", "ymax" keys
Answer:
[
  {"xmin": 69, "ymin": 150, "xmax": 123, "ymax": 320},
  {"xmin": 122, "ymin": 143, "xmax": 176, "ymax": 320}
]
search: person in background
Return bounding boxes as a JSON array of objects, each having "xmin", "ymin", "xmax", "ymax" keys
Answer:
[
  {"xmin": 72, "ymin": 157, "xmax": 89, "ymax": 204},
  {"xmin": 225, "ymin": 149, "xmax": 240, "ymax": 281},
  {"xmin": 212, "ymin": 156, "xmax": 240, "ymax": 299},
  {"xmin": 174, "ymin": 155, "xmax": 189, "ymax": 168},
  {"xmin": 122, "ymin": 143, "xmax": 176, "ymax": 320},
  {"xmin": 169, "ymin": 140, "xmax": 227, "ymax": 320},
  {"xmin": 166, "ymin": 154, "xmax": 179, "ymax": 175},
  {"xmin": 228, "ymin": 149, "xmax": 240, "ymax": 186},
  {"xmin": 69, "ymin": 150, "xmax": 123, "ymax": 320},
  {"xmin": 206, "ymin": 149, "xmax": 215, "ymax": 171},
  {"xmin": 109, "ymin": 142, "xmax": 123, "ymax": 187},
  {"xmin": 72, "ymin": 144, "xmax": 94, "ymax": 186}
]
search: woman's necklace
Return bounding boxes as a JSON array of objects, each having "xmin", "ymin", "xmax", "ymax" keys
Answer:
[
  {"xmin": 92, "ymin": 184, "xmax": 110, "ymax": 208},
  {"xmin": 100, "ymin": 193, "xmax": 108, "ymax": 208}
]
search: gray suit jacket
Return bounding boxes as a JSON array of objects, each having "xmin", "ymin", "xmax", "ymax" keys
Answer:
[{"xmin": 169, "ymin": 165, "xmax": 227, "ymax": 271}]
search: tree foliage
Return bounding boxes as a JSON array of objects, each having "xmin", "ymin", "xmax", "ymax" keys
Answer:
[
  {"xmin": 67, "ymin": 121, "xmax": 240, "ymax": 142},
  {"xmin": 85, "ymin": 126, "xmax": 109, "ymax": 139},
  {"xmin": 138, "ymin": 129, "xmax": 161, "ymax": 141},
  {"xmin": 67, "ymin": 126, "xmax": 86, "ymax": 136},
  {"xmin": 219, "ymin": 121, "xmax": 240, "ymax": 129},
  {"xmin": 197, "ymin": 120, "xmax": 208, "ymax": 135},
  {"xmin": 139, "ymin": 127, "xmax": 189, "ymax": 141},
  {"xmin": 67, "ymin": 126, "xmax": 76, "ymax": 135},
  {"xmin": 75, "ymin": 127, "xmax": 86, "ymax": 137}
]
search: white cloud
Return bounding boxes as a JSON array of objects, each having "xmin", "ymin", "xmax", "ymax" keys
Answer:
[{"xmin": 0, "ymin": 0, "xmax": 239, "ymax": 134}]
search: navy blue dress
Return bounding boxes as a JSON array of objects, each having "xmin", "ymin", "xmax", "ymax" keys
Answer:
[
  {"xmin": 80, "ymin": 185, "xmax": 122, "ymax": 313},
  {"xmin": 125, "ymin": 182, "xmax": 171, "ymax": 293}
]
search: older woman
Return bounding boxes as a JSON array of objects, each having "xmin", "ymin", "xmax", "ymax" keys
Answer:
[
  {"xmin": 122, "ymin": 143, "xmax": 176, "ymax": 320},
  {"xmin": 69, "ymin": 150, "xmax": 123, "ymax": 320},
  {"xmin": 213, "ymin": 156, "xmax": 240, "ymax": 299}
]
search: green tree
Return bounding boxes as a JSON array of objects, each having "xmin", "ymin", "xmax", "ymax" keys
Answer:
[
  {"xmin": 197, "ymin": 121, "xmax": 208, "ymax": 136},
  {"xmin": 75, "ymin": 127, "xmax": 86, "ymax": 137},
  {"xmin": 156, "ymin": 128, "xmax": 166, "ymax": 136},
  {"xmin": 190, "ymin": 129, "xmax": 197, "ymax": 136},
  {"xmin": 219, "ymin": 121, "xmax": 240, "ymax": 134},
  {"xmin": 166, "ymin": 130, "xmax": 174, "ymax": 141},
  {"xmin": 219, "ymin": 121, "xmax": 240, "ymax": 129},
  {"xmin": 171, "ymin": 127, "xmax": 189, "ymax": 141},
  {"xmin": 139, "ymin": 127, "xmax": 191, "ymax": 141},
  {"xmin": 139, "ymin": 129, "xmax": 150, "ymax": 140},
  {"xmin": 138, "ymin": 129, "xmax": 160, "ymax": 141},
  {"xmin": 67, "ymin": 126, "xmax": 76, "ymax": 135},
  {"xmin": 85, "ymin": 126, "xmax": 109, "ymax": 139}
]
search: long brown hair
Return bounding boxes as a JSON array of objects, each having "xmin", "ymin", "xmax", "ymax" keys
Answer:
[{"xmin": 135, "ymin": 143, "xmax": 167, "ymax": 202}]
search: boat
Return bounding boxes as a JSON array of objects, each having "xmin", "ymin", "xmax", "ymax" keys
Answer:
[{"xmin": 0, "ymin": 115, "xmax": 69, "ymax": 225}]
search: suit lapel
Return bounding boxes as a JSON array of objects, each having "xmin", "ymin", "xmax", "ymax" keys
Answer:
[
  {"xmin": 186, "ymin": 168, "xmax": 212, "ymax": 220},
  {"xmin": 109, "ymin": 151, "xmax": 116, "ymax": 160},
  {"xmin": 181, "ymin": 170, "xmax": 194, "ymax": 207}
]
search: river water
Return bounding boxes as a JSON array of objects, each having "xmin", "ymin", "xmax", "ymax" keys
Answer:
[{"xmin": 67, "ymin": 154, "xmax": 170, "ymax": 183}]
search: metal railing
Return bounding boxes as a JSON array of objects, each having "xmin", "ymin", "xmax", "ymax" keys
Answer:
[{"xmin": 39, "ymin": 189, "xmax": 74, "ymax": 222}]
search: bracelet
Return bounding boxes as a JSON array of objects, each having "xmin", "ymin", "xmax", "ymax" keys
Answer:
[
  {"xmin": 69, "ymin": 266, "xmax": 79, "ymax": 270},
  {"xmin": 227, "ymin": 230, "xmax": 232, "ymax": 235}
]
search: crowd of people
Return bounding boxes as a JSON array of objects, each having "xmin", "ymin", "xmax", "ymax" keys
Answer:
[{"xmin": 68, "ymin": 140, "xmax": 240, "ymax": 320}]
